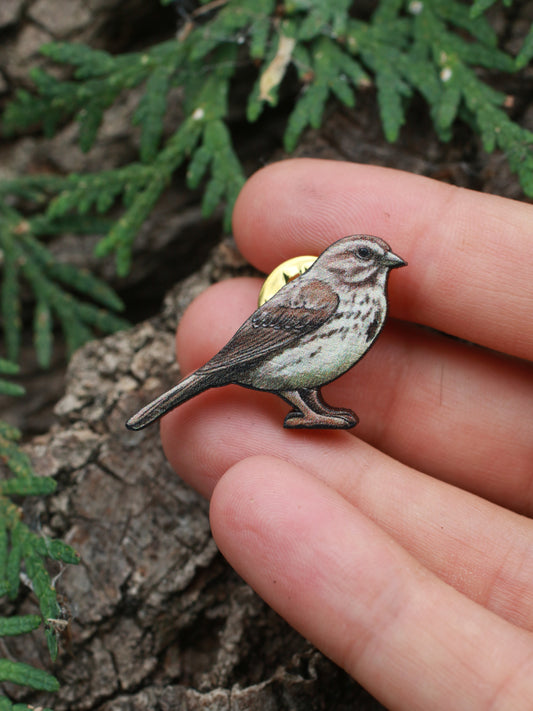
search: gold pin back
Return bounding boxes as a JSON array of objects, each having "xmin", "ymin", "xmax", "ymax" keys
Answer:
[{"xmin": 258, "ymin": 255, "xmax": 317, "ymax": 306}]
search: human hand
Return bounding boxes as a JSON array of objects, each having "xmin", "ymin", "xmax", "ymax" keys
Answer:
[{"xmin": 160, "ymin": 159, "xmax": 533, "ymax": 710}]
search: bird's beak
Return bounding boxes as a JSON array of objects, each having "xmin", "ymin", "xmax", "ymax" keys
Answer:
[{"xmin": 382, "ymin": 251, "xmax": 407, "ymax": 268}]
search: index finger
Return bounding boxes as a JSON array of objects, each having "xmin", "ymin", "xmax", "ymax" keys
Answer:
[{"xmin": 233, "ymin": 159, "xmax": 533, "ymax": 360}]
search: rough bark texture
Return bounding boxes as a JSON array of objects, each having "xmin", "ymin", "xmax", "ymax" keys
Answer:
[{"xmin": 1, "ymin": 1, "xmax": 532, "ymax": 710}]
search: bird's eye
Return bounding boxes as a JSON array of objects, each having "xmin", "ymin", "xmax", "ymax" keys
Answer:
[{"xmin": 356, "ymin": 246, "xmax": 372, "ymax": 260}]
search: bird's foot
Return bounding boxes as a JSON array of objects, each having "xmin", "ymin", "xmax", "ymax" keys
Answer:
[{"xmin": 283, "ymin": 409, "xmax": 358, "ymax": 429}]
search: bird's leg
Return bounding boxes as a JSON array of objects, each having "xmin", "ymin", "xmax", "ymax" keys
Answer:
[
  {"xmin": 280, "ymin": 388, "xmax": 358, "ymax": 429},
  {"xmin": 302, "ymin": 388, "xmax": 359, "ymax": 425}
]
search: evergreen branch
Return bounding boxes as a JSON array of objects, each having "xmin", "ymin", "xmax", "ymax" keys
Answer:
[
  {"xmin": 434, "ymin": 0, "xmax": 498, "ymax": 47},
  {"xmin": 0, "ymin": 614, "xmax": 41, "ymax": 636},
  {"xmin": 470, "ymin": 0, "xmax": 513, "ymax": 18},
  {"xmin": 40, "ymin": 41, "xmax": 117, "ymax": 79},
  {"xmin": 371, "ymin": 0, "xmax": 404, "ymax": 24},
  {"xmin": 94, "ymin": 118, "xmax": 204, "ymax": 275},
  {"xmin": 0, "ymin": 660, "xmax": 59, "ymax": 692},
  {"xmin": 30, "ymin": 214, "xmax": 114, "ymax": 237},
  {"xmin": 0, "ymin": 425, "xmax": 34, "ymax": 480},
  {"xmin": 461, "ymin": 73, "xmax": 533, "ymax": 194},
  {"xmin": 21, "ymin": 232, "xmax": 124, "ymax": 311},
  {"xmin": 345, "ymin": 19, "xmax": 412, "ymax": 142},
  {"xmin": 1, "ymin": 0, "xmax": 532, "ymax": 308},
  {"xmin": 133, "ymin": 64, "xmax": 174, "ymax": 163},
  {"xmin": 33, "ymin": 537, "xmax": 80, "ymax": 565},
  {"xmin": 0, "ymin": 361, "xmax": 24, "ymax": 399},
  {"xmin": 0, "ymin": 492, "xmax": 79, "ymax": 661},
  {"xmin": 283, "ymin": 34, "xmax": 370, "ymax": 150},
  {"xmin": 286, "ymin": 0, "xmax": 353, "ymax": 40},
  {"xmin": 3, "ymin": 40, "xmax": 185, "ymax": 151},
  {"xmin": 0, "ymin": 380, "xmax": 79, "ymax": 710},
  {"xmin": 187, "ymin": 0, "xmax": 276, "ymax": 62},
  {"xmin": 23, "ymin": 547, "xmax": 61, "ymax": 660},
  {"xmin": 0, "ymin": 208, "xmax": 128, "ymax": 366},
  {"xmin": 46, "ymin": 165, "xmax": 155, "ymax": 217},
  {"xmin": 187, "ymin": 119, "xmax": 246, "ymax": 227},
  {"xmin": 0, "ymin": 174, "xmax": 76, "ymax": 203},
  {"xmin": 33, "ymin": 301, "xmax": 53, "ymax": 369},
  {"xmin": 516, "ymin": 23, "xmax": 533, "ymax": 69},
  {"xmin": 0, "ymin": 478, "xmax": 57, "ymax": 497},
  {"xmin": 0, "ymin": 222, "xmax": 22, "ymax": 363}
]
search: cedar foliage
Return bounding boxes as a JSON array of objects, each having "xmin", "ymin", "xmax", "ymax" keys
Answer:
[
  {"xmin": 2, "ymin": 0, "xmax": 532, "ymax": 294},
  {"xmin": 0, "ymin": 362, "xmax": 79, "ymax": 709}
]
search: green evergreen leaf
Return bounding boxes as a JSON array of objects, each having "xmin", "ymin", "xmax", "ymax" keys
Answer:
[
  {"xmin": 0, "ymin": 403, "xmax": 78, "ymax": 696},
  {"xmin": 372, "ymin": 0, "xmax": 403, "ymax": 24},
  {"xmin": 0, "ymin": 211, "xmax": 128, "ymax": 362},
  {"xmin": 399, "ymin": 48, "xmax": 441, "ymax": 109},
  {"xmin": 2, "ymin": 86, "xmax": 65, "ymax": 138},
  {"xmin": 198, "ymin": 120, "xmax": 245, "ymax": 226},
  {"xmin": 0, "ymin": 422, "xmax": 21, "ymax": 442},
  {"xmin": 284, "ymin": 35, "xmax": 369, "ymax": 149},
  {"xmin": 44, "ymin": 262, "xmax": 125, "ymax": 312},
  {"xmin": 435, "ymin": 61, "xmax": 462, "ymax": 131},
  {"xmin": 434, "ymin": 0, "xmax": 498, "ymax": 47},
  {"xmin": 133, "ymin": 65, "xmax": 173, "ymax": 163},
  {"xmin": 0, "ymin": 225, "xmax": 21, "ymax": 362},
  {"xmin": 186, "ymin": 145, "xmax": 212, "ymax": 189},
  {"xmin": 0, "ymin": 615, "xmax": 41, "ymax": 637},
  {"xmin": 0, "ymin": 361, "xmax": 19, "ymax": 377},
  {"xmin": 516, "ymin": 24, "xmax": 533, "ymax": 69},
  {"xmin": 444, "ymin": 32, "xmax": 514, "ymax": 72},
  {"xmin": 249, "ymin": 13, "xmax": 273, "ymax": 59},
  {"xmin": 469, "ymin": 0, "xmax": 512, "ymax": 18},
  {"xmin": 77, "ymin": 102, "xmax": 106, "ymax": 153},
  {"xmin": 285, "ymin": 82, "xmax": 328, "ymax": 151},
  {"xmin": 40, "ymin": 41, "xmax": 115, "ymax": 78},
  {"xmin": 47, "ymin": 165, "xmax": 152, "ymax": 218},
  {"xmin": 34, "ymin": 301, "xmax": 53, "ymax": 369},
  {"xmin": 96, "ymin": 117, "xmax": 204, "ymax": 274},
  {"xmin": 0, "ymin": 478, "xmax": 57, "ymax": 497},
  {"xmin": 33, "ymin": 537, "xmax": 80, "ymax": 565},
  {"xmin": 23, "ymin": 548, "xmax": 60, "ymax": 660},
  {"xmin": 16, "ymin": 233, "xmax": 129, "ymax": 354},
  {"xmin": 30, "ymin": 213, "xmax": 113, "ymax": 237},
  {"xmin": 187, "ymin": 0, "xmax": 262, "ymax": 61},
  {"xmin": 0, "ymin": 493, "xmax": 79, "ymax": 668},
  {"xmin": 0, "ymin": 383, "xmax": 25, "ymax": 398},
  {"xmin": 0, "ymin": 436, "xmax": 34, "ymax": 480},
  {"xmin": 296, "ymin": 0, "xmax": 352, "ymax": 40},
  {"xmin": 375, "ymin": 61, "xmax": 411, "ymax": 141},
  {"xmin": 0, "ymin": 660, "xmax": 59, "ymax": 692}
]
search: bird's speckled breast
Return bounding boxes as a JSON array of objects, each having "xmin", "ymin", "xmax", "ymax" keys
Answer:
[{"xmin": 243, "ymin": 285, "xmax": 387, "ymax": 391}]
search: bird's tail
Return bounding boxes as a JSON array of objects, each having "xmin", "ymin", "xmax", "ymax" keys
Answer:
[{"xmin": 125, "ymin": 372, "xmax": 214, "ymax": 430}]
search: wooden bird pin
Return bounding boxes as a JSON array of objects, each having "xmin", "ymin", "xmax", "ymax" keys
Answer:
[{"xmin": 126, "ymin": 235, "xmax": 406, "ymax": 430}]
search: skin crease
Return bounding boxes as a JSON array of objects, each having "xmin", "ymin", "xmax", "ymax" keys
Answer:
[{"xmin": 160, "ymin": 160, "xmax": 533, "ymax": 710}]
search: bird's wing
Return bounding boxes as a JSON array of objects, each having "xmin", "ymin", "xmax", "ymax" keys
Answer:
[{"xmin": 198, "ymin": 279, "xmax": 339, "ymax": 375}]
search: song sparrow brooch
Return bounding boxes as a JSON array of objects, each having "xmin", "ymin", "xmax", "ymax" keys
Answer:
[{"xmin": 126, "ymin": 234, "xmax": 406, "ymax": 431}]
